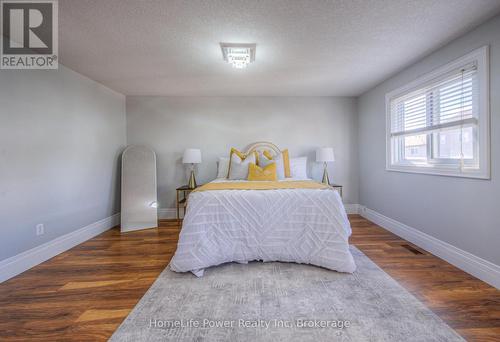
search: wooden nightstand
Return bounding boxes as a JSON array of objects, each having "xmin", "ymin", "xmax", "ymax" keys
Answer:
[
  {"xmin": 330, "ymin": 184, "xmax": 343, "ymax": 199},
  {"xmin": 176, "ymin": 185, "xmax": 199, "ymax": 220}
]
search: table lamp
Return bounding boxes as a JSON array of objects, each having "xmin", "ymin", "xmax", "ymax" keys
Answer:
[
  {"xmin": 182, "ymin": 148, "xmax": 202, "ymax": 189},
  {"xmin": 316, "ymin": 147, "xmax": 335, "ymax": 185}
]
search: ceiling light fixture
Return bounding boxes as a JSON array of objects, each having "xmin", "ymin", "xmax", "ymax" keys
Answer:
[{"xmin": 220, "ymin": 43, "xmax": 256, "ymax": 69}]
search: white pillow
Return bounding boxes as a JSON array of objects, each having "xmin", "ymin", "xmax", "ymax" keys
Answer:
[
  {"xmin": 258, "ymin": 152, "xmax": 285, "ymax": 179},
  {"xmin": 228, "ymin": 153, "xmax": 256, "ymax": 180},
  {"xmin": 289, "ymin": 157, "xmax": 308, "ymax": 179},
  {"xmin": 216, "ymin": 157, "xmax": 230, "ymax": 179}
]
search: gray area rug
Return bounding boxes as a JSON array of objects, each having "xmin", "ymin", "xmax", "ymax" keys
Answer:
[{"xmin": 110, "ymin": 247, "xmax": 464, "ymax": 341}]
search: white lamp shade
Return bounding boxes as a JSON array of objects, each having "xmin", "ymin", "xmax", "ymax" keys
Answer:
[
  {"xmin": 182, "ymin": 148, "xmax": 202, "ymax": 164},
  {"xmin": 316, "ymin": 147, "xmax": 335, "ymax": 162}
]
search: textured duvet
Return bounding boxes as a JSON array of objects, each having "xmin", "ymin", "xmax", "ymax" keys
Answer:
[{"xmin": 170, "ymin": 182, "xmax": 356, "ymax": 276}]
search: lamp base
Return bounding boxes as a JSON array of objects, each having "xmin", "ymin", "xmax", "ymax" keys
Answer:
[
  {"xmin": 322, "ymin": 163, "xmax": 330, "ymax": 185},
  {"xmin": 188, "ymin": 170, "xmax": 197, "ymax": 189}
]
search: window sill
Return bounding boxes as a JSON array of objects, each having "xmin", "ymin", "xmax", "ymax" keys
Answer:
[{"xmin": 386, "ymin": 164, "xmax": 490, "ymax": 179}]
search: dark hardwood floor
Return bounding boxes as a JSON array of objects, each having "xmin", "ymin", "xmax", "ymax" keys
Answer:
[{"xmin": 0, "ymin": 215, "xmax": 498, "ymax": 341}]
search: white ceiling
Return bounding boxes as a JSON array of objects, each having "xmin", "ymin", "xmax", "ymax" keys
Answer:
[{"xmin": 59, "ymin": 0, "xmax": 500, "ymax": 96}]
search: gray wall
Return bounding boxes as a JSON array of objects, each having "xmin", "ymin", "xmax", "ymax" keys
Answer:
[
  {"xmin": 0, "ymin": 66, "xmax": 126, "ymax": 261},
  {"xmin": 357, "ymin": 15, "xmax": 500, "ymax": 265},
  {"xmin": 127, "ymin": 96, "xmax": 358, "ymax": 208}
]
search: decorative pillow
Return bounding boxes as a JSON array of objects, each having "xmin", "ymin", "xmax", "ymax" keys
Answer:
[
  {"xmin": 247, "ymin": 163, "xmax": 277, "ymax": 181},
  {"xmin": 216, "ymin": 157, "xmax": 230, "ymax": 179},
  {"xmin": 258, "ymin": 149, "xmax": 291, "ymax": 179},
  {"xmin": 289, "ymin": 157, "xmax": 308, "ymax": 179},
  {"xmin": 228, "ymin": 148, "xmax": 257, "ymax": 180},
  {"xmin": 282, "ymin": 149, "xmax": 291, "ymax": 178},
  {"xmin": 258, "ymin": 152, "xmax": 275, "ymax": 167}
]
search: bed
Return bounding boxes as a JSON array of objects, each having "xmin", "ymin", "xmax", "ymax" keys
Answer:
[{"xmin": 170, "ymin": 142, "xmax": 356, "ymax": 276}]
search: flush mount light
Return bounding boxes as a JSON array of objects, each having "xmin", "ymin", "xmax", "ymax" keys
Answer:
[{"xmin": 220, "ymin": 43, "xmax": 256, "ymax": 69}]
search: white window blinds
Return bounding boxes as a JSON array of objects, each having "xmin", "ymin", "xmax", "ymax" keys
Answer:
[
  {"xmin": 390, "ymin": 63, "xmax": 478, "ymax": 138},
  {"xmin": 385, "ymin": 46, "xmax": 489, "ymax": 179}
]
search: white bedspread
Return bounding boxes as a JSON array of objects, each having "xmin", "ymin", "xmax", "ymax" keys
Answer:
[{"xmin": 170, "ymin": 179, "xmax": 356, "ymax": 276}]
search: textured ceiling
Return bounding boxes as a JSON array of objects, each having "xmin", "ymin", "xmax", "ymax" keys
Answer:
[{"xmin": 58, "ymin": 0, "xmax": 500, "ymax": 96}]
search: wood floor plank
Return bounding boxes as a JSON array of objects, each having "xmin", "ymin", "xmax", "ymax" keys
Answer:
[
  {"xmin": 76, "ymin": 309, "xmax": 131, "ymax": 322},
  {"xmin": 0, "ymin": 215, "xmax": 498, "ymax": 341}
]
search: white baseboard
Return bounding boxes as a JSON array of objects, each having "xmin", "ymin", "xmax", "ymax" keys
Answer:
[
  {"xmin": 359, "ymin": 206, "xmax": 500, "ymax": 289},
  {"xmin": 158, "ymin": 208, "xmax": 177, "ymax": 219},
  {"xmin": 0, "ymin": 213, "xmax": 120, "ymax": 283},
  {"xmin": 344, "ymin": 204, "xmax": 359, "ymax": 214}
]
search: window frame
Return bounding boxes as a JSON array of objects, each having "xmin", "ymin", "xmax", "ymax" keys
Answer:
[{"xmin": 385, "ymin": 46, "xmax": 490, "ymax": 179}]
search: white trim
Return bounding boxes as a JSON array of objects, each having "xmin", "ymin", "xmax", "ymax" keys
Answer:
[
  {"xmin": 158, "ymin": 208, "xmax": 177, "ymax": 219},
  {"xmin": 385, "ymin": 45, "xmax": 490, "ymax": 179},
  {"xmin": 344, "ymin": 204, "xmax": 359, "ymax": 215},
  {"xmin": 0, "ymin": 213, "xmax": 120, "ymax": 283},
  {"xmin": 359, "ymin": 206, "xmax": 500, "ymax": 289},
  {"xmin": 390, "ymin": 117, "xmax": 478, "ymax": 137},
  {"xmin": 384, "ymin": 163, "xmax": 489, "ymax": 179}
]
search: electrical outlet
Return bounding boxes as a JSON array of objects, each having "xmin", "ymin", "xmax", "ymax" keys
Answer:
[{"xmin": 36, "ymin": 223, "xmax": 44, "ymax": 236}]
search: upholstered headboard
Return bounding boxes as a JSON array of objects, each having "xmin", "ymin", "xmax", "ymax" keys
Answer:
[{"xmin": 244, "ymin": 141, "xmax": 281, "ymax": 157}]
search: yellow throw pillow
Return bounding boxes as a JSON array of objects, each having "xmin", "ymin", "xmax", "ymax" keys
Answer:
[
  {"xmin": 282, "ymin": 149, "xmax": 290, "ymax": 178},
  {"xmin": 260, "ymin": 149, "xmax": 291, "ymax": 178},
  {"xmin": 247, "ymin": 163, "xmax": 277, "ymax": 181}
]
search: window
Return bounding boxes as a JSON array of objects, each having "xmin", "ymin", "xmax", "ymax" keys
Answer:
[{"xmin": 386, "ymin": 46, "xmax": 490, "ymax": 179}]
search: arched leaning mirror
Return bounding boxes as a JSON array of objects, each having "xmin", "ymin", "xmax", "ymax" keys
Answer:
[{"xmin": 121, "ymin": 145, "xmax": 158, "ymax": 232}]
